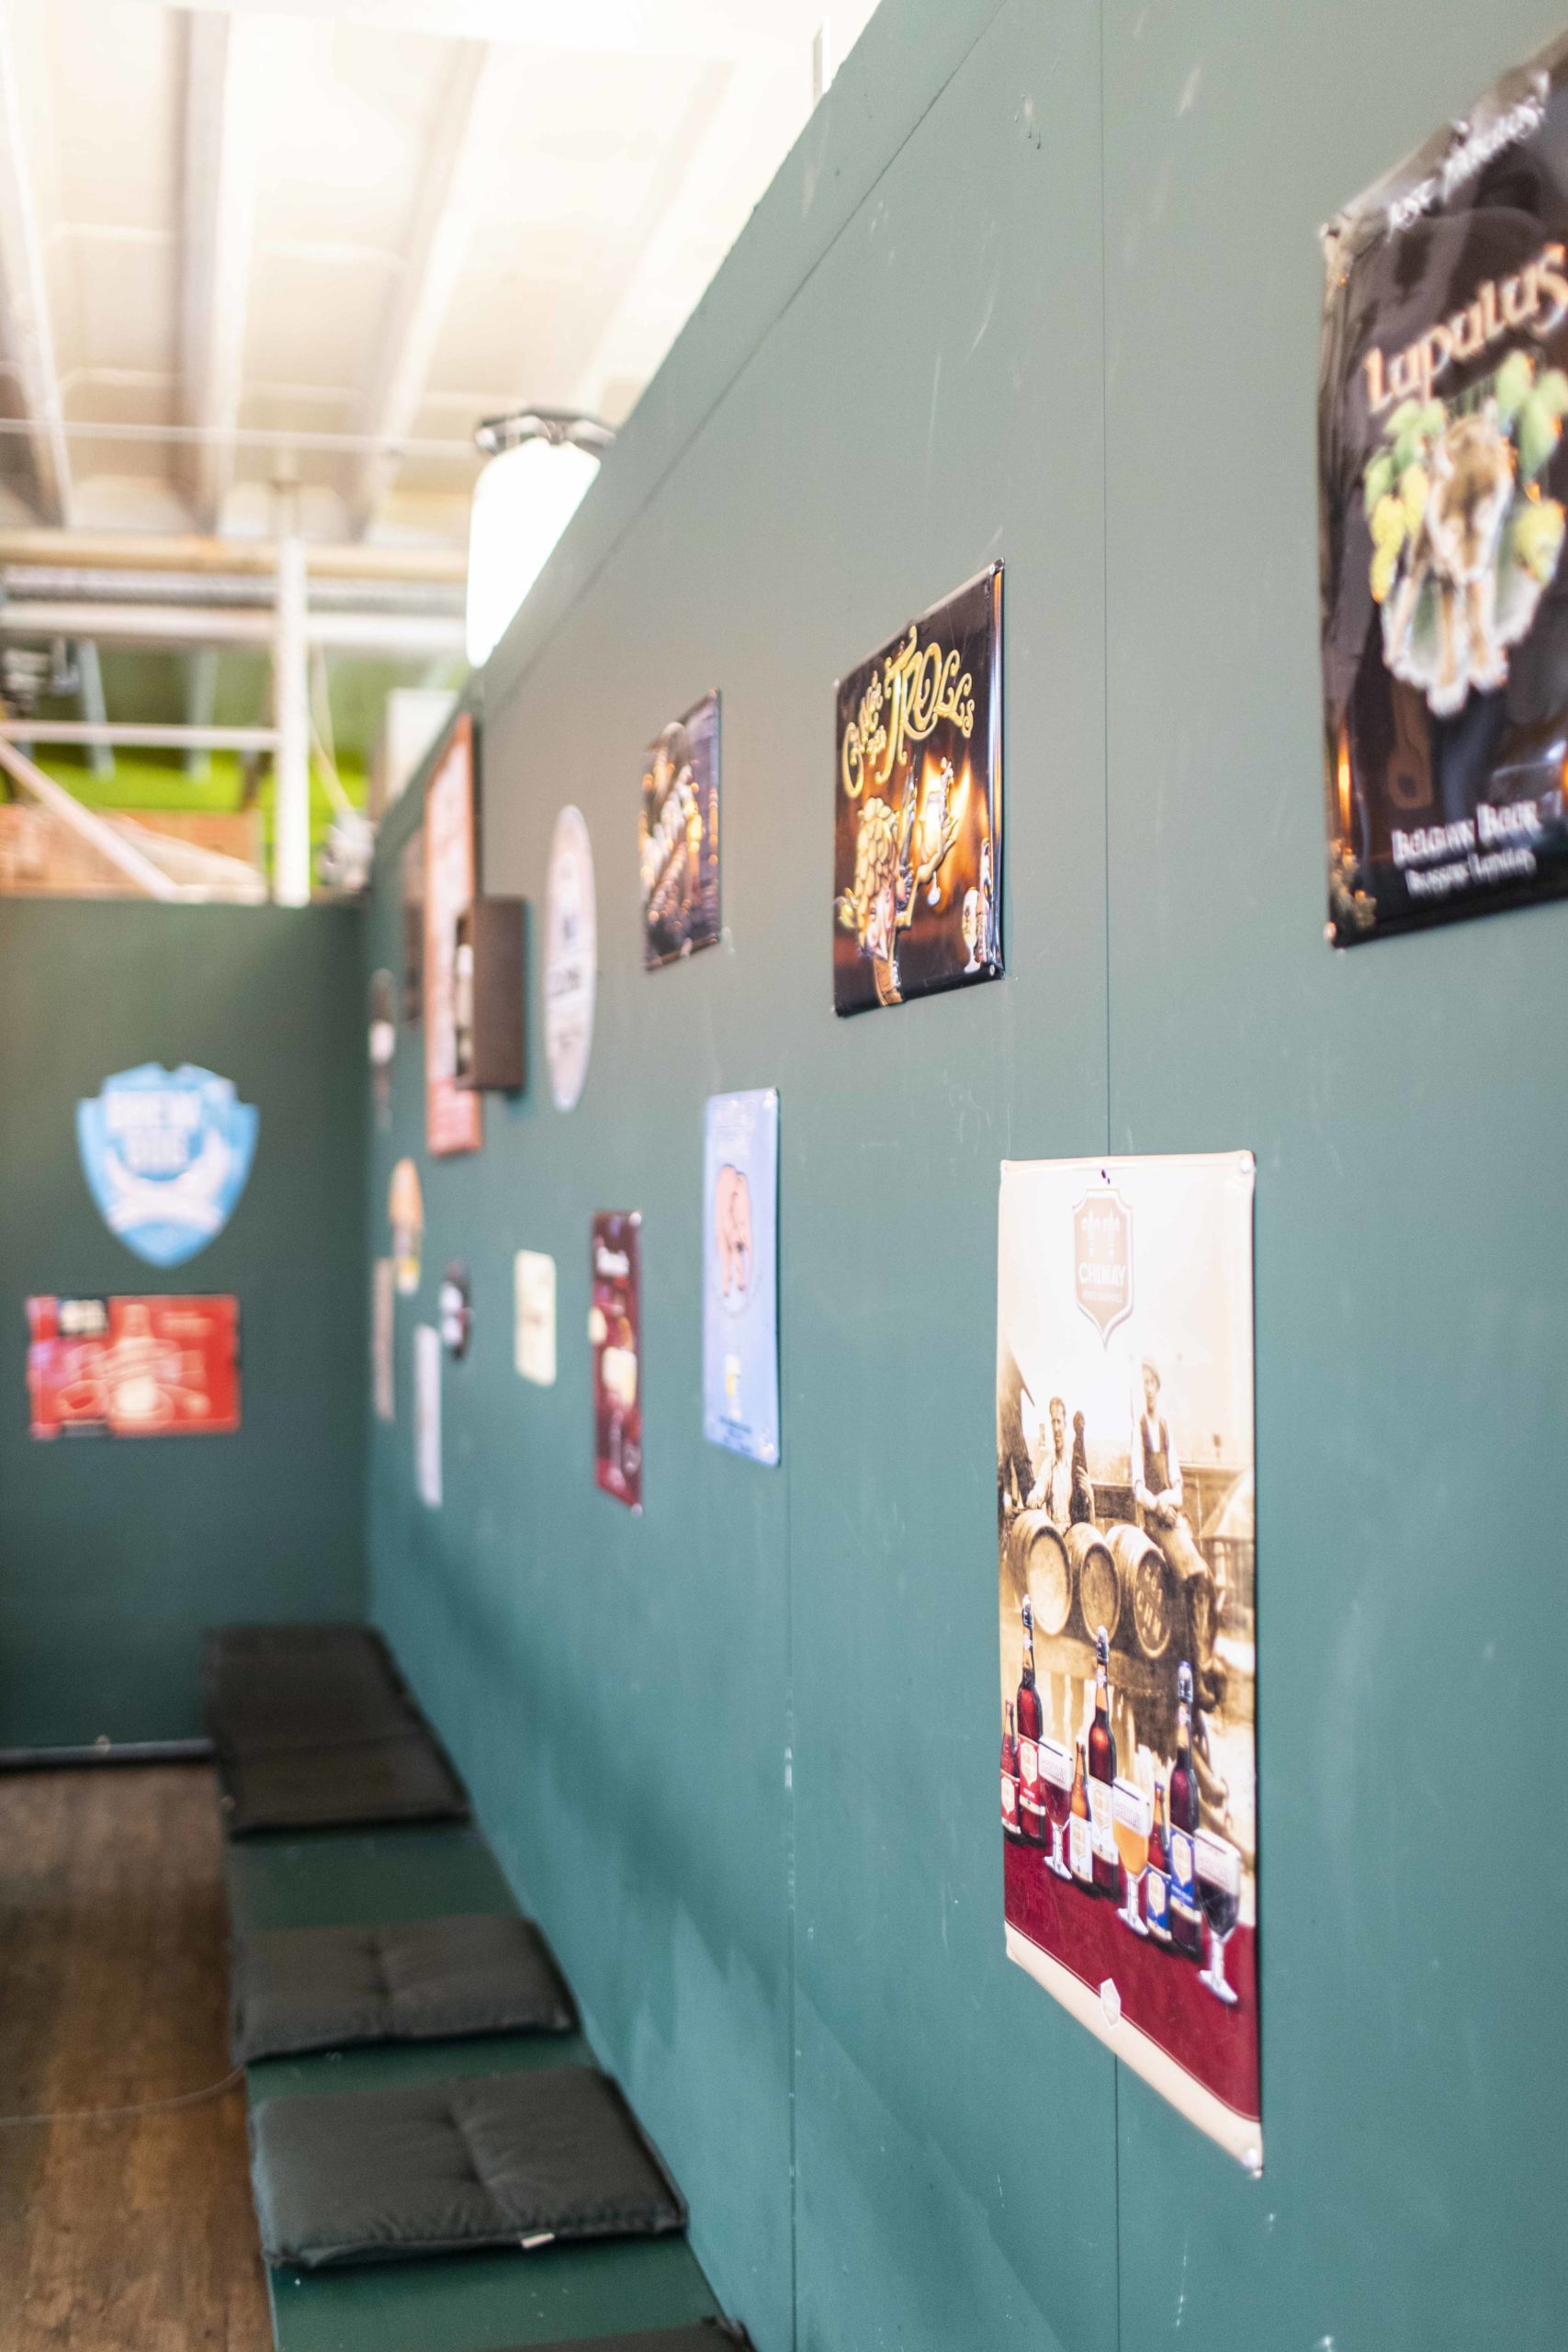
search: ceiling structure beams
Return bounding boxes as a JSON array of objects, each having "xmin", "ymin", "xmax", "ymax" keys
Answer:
[
  {"xmin": 0, "ymin": 2, "xmax": 71, "ymax": 523},
  {"xmin": 344, "ymin": 41, "xmax": 506, "ymax": 538},
  {"xmin": 0, "ymin": 526, "xmax": 466, "ymax": 582},
  {"xmin": 178, "ymin": 7, "xmax": 263, "ymax": 534}
]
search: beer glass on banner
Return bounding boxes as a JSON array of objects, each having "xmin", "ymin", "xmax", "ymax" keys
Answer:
[
  {"xmin": 1039, "ymin": 1737, "xmax": 1074, "ymax": 1879},
  {"xmin": 1195, "ymin": 1829, "xmax": 1241, "ymax": 2004},
  {"xmin": 1111, "ymin": 1779, "xmax": 1152, "ymax": 1934}
]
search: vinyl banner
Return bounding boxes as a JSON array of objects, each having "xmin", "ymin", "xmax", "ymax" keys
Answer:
[
  {"xmin": 640, "ymin": 691, "xmax": 720, "ymax": 967},
  {"xmin": 996, "ymin": 1153, "xmax": 1259, "ymax": 2170},
  {"xmin": 833, "ymin": 563, "xmax": 1002, "ymax": 1012},
  {"xmin": 703, "ymin": 1088, "xmax": 779, "ymax": 1465},
  {"xmin": 1320, "ymin": 30, "xmax": 1568, "ymax": 944},
  {"xmin": 590, "ymin": 1211, "xmax": 641, "ymax": 1511},
  {"xmin": 424, "ymin": 714, "xmax": 483, "ymax": 1155},
  {"xmin": 27, "ymin": 1294, "xmax": 241, "ymax": 1437}
]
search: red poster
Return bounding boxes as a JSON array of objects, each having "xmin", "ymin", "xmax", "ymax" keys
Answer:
[
  {"xmin": 590, "ymin": 1212, "xmax": 641, "ymax": 1512},
  {"xmin": 424, "ymin": 714, "xmax": 483, "ymax": 1158},
  {"xmin": 27, "ymin": 1295, "xmax": 241, "ymax": 1438}
]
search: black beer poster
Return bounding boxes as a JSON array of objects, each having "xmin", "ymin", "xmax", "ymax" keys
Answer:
[
  {"xmin": 640, "ymin": 691, "xmax": 720, "ymax": 968},
  {"xmin": 832, "ymin": 563, "xmax": 1002, "ymax": 1012},
  {"xmin": 1320, "ymin": 30, "xmax": 1568, "ymax": 944},
  {"xmin": 997, "ymin": 1154, "xmax": 1260, "ymax": 2170}
]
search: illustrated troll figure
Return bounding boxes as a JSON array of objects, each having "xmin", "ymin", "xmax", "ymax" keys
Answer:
[{"xmin": 1384, "ymin": 401, "xmax": 1515, "ymax": 715}]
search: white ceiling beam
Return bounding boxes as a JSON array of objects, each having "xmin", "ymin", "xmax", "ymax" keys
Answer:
[
  {"xmin": 0, "ymin": 597, "xmax": 465, "ymax": 656},
  {"xmin": 0, "ymin": 1, "xmax": 71, "ymax": 524},
  {"xmin": 179, "ymin": 9, "xmax": 263, "ymax": 532},
  {"xmin": 344, "ymin": 42, "xmax": 507, "ymax": 539}
]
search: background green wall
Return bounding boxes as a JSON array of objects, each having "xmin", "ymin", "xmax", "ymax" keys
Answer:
[
  {"xmin": 0, "ymin": 899, "xmax": 367, "ymax": 1746},
  {"xmin": 366, "ymin": 4, "xmax": 1568, "ymax": 2347}
]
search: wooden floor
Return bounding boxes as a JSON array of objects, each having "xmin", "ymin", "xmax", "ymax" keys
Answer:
[{"xmin": 0, "ymin": 1765, "xmax": 270, "ymax": 2352}]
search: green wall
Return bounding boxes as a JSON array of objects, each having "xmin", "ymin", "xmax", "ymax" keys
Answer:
[
  {"xmin": 366, "ymin": 3, "xmax": 1568, "ymax": 2347},
  {"xmin": 0, "ymin": 899, "xmax": 367, "ymax": 1746}
]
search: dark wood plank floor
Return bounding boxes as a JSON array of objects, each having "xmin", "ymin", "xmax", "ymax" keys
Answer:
[{"xmin": 0, "ymin": 1765, "xmax": 270, "ymax": 2351}]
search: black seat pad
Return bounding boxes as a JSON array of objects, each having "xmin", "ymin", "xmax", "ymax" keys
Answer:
[
  {"xmin": 231, "ymin": 1913, "xmax": 576, "ymax": 2061},
  {"xmin": 203, "ymin": 1624, "xmax": 427, "ymax": 1755},
  {"xmin": 249, "ymin": 2065, "xmax": 686, "ymax": 2269},
  {"xmin": 217, "ymin": 1729, "xmax": 468, "ymax": 1836}
]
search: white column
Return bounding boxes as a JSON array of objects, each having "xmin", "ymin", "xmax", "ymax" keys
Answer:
[{"xmin": 272, "ymin": 532, "xmax": 310, "ymax": 906}]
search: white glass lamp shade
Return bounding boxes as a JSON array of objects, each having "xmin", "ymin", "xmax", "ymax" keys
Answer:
[{"xmin": 465, "ymin": 436, "xmax": 601, "ymax": 669}]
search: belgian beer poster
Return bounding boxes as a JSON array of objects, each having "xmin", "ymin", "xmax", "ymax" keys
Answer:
[
  {"xmin": 590, "ymin": 1211, "xmax": 641, "ymax": 1512},
  {"xmin": 997, "ymin": 1153, "xmax": 1260, "ymax": 2169},
  {"xmin": 1320, "ymin": 29, "xmax": 1568, "ymax": 944},
  {"xmin": 702, "ymin": 1088, "xmax": 779, "ymax": 1465},
  {"xmin": 27, "ymin": 1294, "xmax": 241, "ymax": 1438},
  {"xmin": 423, "ymin": 714, "xmax": 483, "ymax": 1155},
  {"xmin": 833, "ymin": 562, "xmax": 1002, "ymax": 1013},
  {"xmin": 640, "ymin": 691, "xmax": 720, "ymax": 967}
]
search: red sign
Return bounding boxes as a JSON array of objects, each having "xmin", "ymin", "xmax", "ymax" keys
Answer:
[{"xmin": 26, "ymin": 1295, "xmax": 241, "ymax": 1438}]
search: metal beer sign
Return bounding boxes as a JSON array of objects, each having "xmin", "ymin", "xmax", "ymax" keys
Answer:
[
  {"xmin": 1073, "ymin": 1184, "xmax": 1132, "ymax": 1345},
  {"xmin": 77, "ymin": 1064, "xmax": 258, "ymax": 1268}
]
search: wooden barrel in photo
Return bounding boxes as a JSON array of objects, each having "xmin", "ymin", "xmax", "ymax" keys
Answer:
[
  {"xmin": 1106, "ymin": 1521, "xmax": 1177, "ymax": 1662},
  {"xmin": 1066, "ymin": 1522, "xmax": 1119, "ymax": 1646},
  {"xmin": 1007, "ymin": 1511, "xmax": 1073, "ymax": 1639}
]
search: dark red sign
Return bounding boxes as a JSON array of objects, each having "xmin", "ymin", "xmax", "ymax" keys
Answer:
[
  {"xmin": 26, "ymin": 1295, "xmax": 241, "ymax": 1438},
  {"xmin": 590, "ymin": 1214, "xmax": 641, "ymax": 1511}
]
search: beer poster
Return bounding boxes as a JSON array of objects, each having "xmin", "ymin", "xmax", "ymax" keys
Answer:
[
  {"xmin": 640, "ymin": 691, "xmax": 720, "ymax": 967},
  {"xmin": 423, "ymin": 714, "xmax": 482, "ymax": 1155},
  {"xmin": 702, "ymin": 1088, "xmax": 779, "ymax": 1465},
  {"xmin": 833, "ymin": 563, "xmax": 1002, "ymax": 1013},
  {"xmin": 590, "ymin": 1211, "xmax": 641, "ymax": 1512},
  {"xmin": 27, "ymin": 1294, "xmax": 241, "ymax": 1438},
  {"xmin": 996, "ymin": 1153, "xmax": 1260, "ymax": 2169},
  {"xmin": 1320, "ymin": 30, "xmax": 1568, "ymax": 944}
]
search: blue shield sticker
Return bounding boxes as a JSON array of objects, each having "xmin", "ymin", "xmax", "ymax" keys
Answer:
[{"xmin": 76, "ymin": 1064, "xmax": 258, "ymax": 1267}]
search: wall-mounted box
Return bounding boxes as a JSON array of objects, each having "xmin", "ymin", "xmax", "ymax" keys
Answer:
[{"xmin": 454, "ymin": 897, "xmax": 525, "ymax": 1092}]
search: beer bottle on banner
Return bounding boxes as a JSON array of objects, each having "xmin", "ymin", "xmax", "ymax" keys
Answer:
[
  {"xmin": 1015, "ymin": 1599, "xmax": 1047, "ymax": 1848},
  {"xmin": 1145, "ymin": 1778, "xmax": 1173, "ymax": 1947},
  {"xmin": 1168, "ymin": 1661, "xmax": 1203, "ymax": 1958},
  {"xmin": 1000, "ymin": 1702, "xmax": 1021, "ymax": 1839},
  {"xmin": 1088, "ymin": 1627, "xmax": 1120, "ymax": 1896},
  {"xmin": 1069, "ymin": 1739, "xmax": 1094, "ymax": 1888}
]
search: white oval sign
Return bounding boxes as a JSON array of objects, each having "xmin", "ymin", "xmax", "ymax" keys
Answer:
[{"xmin": 544, "ymin": 804, "xmax": 596, "ymax": 1112}]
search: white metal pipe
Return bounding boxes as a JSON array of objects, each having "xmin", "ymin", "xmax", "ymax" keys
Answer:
[
  {"xmin": 273, "ymin": 534, "xmax": 310, "ymax": 908},
  {"xmin": 0, "ymin": 718, "xmax": 278, "ymax": 752},
  {"xmin": 0, "ymin": 599, "xmax": 466, "ymax": 655},
  {"xmin": 0, "ymin": 737, "xmax": 179, "ymax": 899}
]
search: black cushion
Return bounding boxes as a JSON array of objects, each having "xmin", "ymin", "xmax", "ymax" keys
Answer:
[
  {"xmin": 249, "ymin": 2066, "xmax": 686, "ymax": 2269},
  {"xmin": 231, "ymin": 1913, "xmax": 576, "ymax": 2061},
  {"xmin": 217, "ymin": 1730, "xmax": 468, "ymax": 1837},
  {"xmin": 203, "ymin": 1624, "xmax": 426, "ymax": 1755}
]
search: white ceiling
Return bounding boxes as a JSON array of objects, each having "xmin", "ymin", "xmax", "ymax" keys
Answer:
[{"xmin": 0, "ymin": 0, "xmax": 877, "ymax": 549}]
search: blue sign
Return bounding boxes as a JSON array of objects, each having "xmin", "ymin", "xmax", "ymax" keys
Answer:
[
  {"xmin": 77, "ymin": 1064, "xmax": 258, "ymax": 1268},
  {"xmin": 703, "ymin": 1087, "xmax": 779, "ymax": 1464}
]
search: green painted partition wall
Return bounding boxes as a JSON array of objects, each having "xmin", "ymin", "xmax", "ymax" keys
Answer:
[
  {"xmin": 366, "ymin": 4, "xmax": 1567, "ymax": 2347},
  {"xmin": 0, "ymin": 900, "xmax": 367, "ymax": 1745}
]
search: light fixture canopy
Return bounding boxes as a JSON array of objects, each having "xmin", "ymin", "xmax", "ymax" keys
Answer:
[{"xmin": 465, "ymin": 410, "xmax": 614, "ymax": 670}]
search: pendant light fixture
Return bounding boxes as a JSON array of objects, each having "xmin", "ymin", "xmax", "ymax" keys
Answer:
[{"xmin": 465, "ymin": 411, "xmax": 614, "ymax": 670}]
